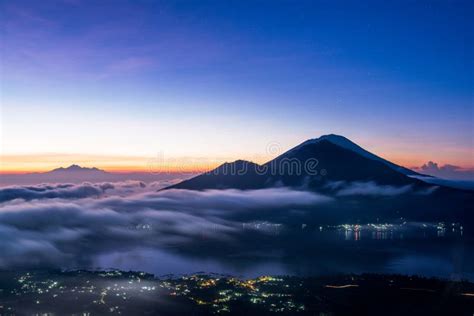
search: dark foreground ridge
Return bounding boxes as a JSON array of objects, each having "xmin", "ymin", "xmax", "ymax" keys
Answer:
[{"xmin": 1, "ymin": 270, "xmax": 473, "ymax": 315}]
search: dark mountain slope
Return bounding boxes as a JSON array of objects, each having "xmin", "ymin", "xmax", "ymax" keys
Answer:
[
  {"xmin": 264, "ymin": 140, "xmax": 420, "ymax": 189},
  {"xmin": 164, "ymin": 136, "xmax": 473, "ymax": 228},
  {"xmin": 296, "ymin": 134, "xmax": 421, "ymax": 176},
  {"xmin": 166, "ymin": 140, "xmax": 426, "ymax": 191},
  {"xmin": 168, "ymin": 160, "xmax": 267, "ymax": 190}
]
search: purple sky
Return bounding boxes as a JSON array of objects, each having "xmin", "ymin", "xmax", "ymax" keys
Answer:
[{"xmin": 1, "ymin": 0, "xmax": 473, "ymax": 177}]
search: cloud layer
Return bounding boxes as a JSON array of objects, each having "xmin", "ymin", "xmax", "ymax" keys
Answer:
[
  {"xmin": 326, "ymin": 181, "xmax": 415, "ymax": 196},
  {"xmin": 0, "ymin": 182, "xmax": 331, "ymax": 268},
  {"xmin": 0, "ymin": 178, "xmax": 444, "ymax": 270}
]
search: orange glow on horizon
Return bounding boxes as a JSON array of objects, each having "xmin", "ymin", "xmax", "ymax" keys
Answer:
[
  {"xmin": 0, "ymin": 153, "xmax": 224, "ymax": 174},
  {"xmin": 1, "ymin": 151, "xmax": 472, "ymax": 175},
  {"xmin": 0, "ymin": 163, "xmax": 218, "ymax": 175}
]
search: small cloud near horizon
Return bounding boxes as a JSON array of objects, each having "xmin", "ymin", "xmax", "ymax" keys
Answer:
[{"xmin": 413, "ymin": 161, "xmax": 474, "ymax": 181}]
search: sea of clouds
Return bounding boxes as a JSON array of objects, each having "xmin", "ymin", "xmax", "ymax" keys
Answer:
[
  {"xmin": 0, "ymin": 180, "xmax": 433, "ymax": 269},
  {"xmin": 0, "ymin": 181, "xmax": 332, "ymax": 268}
]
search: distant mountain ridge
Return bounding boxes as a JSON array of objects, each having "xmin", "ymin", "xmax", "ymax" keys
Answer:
[
  {"xmin": 1, "ymin": 164, "xmax": 194, "ymax": 186},
  {"xmin": 49, "ymin": 164, "xmax": 107, "ymax": 174}
]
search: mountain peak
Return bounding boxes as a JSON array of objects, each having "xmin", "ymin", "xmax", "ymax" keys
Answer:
[
  {"xmin": 319, "ymin": 134, "xmax": 350, "ymax": 142},
  {"xmin": 66, "ymin": 164, "xmax": 86, "ymax": 170},
  {"xmin": 222, "ymin": 159, "xmax": 259, "ymax": 166},
  {"xmin": 293, "ymin": 134, "xmax": 352, "ymax": 149},
  {"xmin": 50, "ymin": 165, "xmax": 106, "ymax": 173},
  {"xmin": 288, "ymin": 134, "xmax": 419, "ymax": 176}
]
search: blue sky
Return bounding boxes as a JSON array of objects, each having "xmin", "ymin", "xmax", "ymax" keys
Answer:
[{"xmin": 1, "ymin": 0, "xmax": 473, "ymax": 172}]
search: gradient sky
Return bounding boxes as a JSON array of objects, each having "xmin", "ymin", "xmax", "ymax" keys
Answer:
[{"xmin": 1, "ymin": 0, "xmax": 473, "ymax": 173}]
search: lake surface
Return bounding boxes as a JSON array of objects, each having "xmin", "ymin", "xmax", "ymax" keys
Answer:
[{"xmin": 89, "ymin": 227, "xmax": 474, "ymax": 280}]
